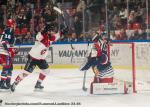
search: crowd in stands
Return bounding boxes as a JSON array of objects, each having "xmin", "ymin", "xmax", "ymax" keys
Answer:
[
  {"xmin": 0, "ymin": 0, "xmax": 150, "ymax": 44},
  {"xmin": 108, "ymin": 0, "xmax": 149, "ymax": 40}
]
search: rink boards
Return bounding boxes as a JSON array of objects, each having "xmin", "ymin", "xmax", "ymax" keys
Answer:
[{"xmin": 0, "ymin": 42, "xmax": 150, "ymax": 71}]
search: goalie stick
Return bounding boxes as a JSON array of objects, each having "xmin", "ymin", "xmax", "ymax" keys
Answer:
[
  {"xmin": 82, "ymin": 70, "xmax": 88, "ymax": 91},
  {"xmin": 82, "ymin": 40, "xmax": 90, "ymax": 91},
  {"xmin": 70, "ymin": 43, "xmax": 75, "ymax": 63}
]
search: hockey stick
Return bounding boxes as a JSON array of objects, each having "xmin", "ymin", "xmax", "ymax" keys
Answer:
[
  {"xmin": 53, "ymin": 6, "xmax": 67, "ymax": 28},
  {"xmin": 53, "ymin": 6, "xmax": 63, "ymax": 15},
  {"xmin": 53, "ymin": 6, "xmax": 76, "ymax": 64},
  {"xmin": 82, "ymin": 40, "xmax": 90, "ymax": 91},
  {"xmin": 49, "ymin": 0, "xmax": 67, "ymax": 28}
]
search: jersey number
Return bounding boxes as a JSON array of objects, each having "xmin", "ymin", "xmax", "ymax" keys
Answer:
[{"xmin": 4, "ymin": 34, "xmax": 11, "ymax": 39}]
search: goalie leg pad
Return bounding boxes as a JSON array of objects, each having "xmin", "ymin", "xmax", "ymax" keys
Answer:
[
  {"xmin": 99, "ymin": 77, "xmax": 113, "ymax": 83},
  {"xmin": 90, "ymin": 81, "xmax": 128, "ymax": 94}
]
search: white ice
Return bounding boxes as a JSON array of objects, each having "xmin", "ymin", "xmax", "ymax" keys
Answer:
[{"xmin": 0, "ymin": 69, "xmax": 150, "ymax": 107}]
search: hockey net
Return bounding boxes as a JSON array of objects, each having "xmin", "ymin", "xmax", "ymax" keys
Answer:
[{"xmin": 109, "ymin": 42, "xmax": 150, "ymax": 93}]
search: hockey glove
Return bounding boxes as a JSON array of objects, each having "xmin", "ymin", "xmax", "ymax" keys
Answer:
[{"xmin": 61, "ymin": 26, "xmax": 69, "ymax": 35}]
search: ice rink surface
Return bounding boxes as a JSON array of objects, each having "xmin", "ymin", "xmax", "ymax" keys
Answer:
[{"xmin": 0, "ymin": 69, "xmax": 150, "ymax": 107}]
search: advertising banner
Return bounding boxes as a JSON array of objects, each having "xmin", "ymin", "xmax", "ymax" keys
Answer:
[{"xmin": 13, "ymin": 46, "xmax": 53, "ymax": 64}]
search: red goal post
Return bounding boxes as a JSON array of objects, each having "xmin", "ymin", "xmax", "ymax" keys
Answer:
[{"xmin": 109, "ymin": 42, "xmax": 150, "ymax": 93}]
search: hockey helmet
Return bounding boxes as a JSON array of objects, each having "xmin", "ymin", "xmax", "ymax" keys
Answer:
[
  {"xmin": 7, "ymin": 19, "xmax": 15, "ymax": 27},
  {"xmin": 43, "ymin": 23, "xmax": 57, "ymax": 33}
]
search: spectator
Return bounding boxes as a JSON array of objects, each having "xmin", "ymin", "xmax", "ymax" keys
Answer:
[
  {"xmin": 128, "ymin": 10, "xmax": 136, "ymax": 24},
  {"xmin": 129, "ymin": 29, "xmax": 140, "ymax": 40},
  {"xmin": 25, "ymin": 4, "xmax": 32, "ymax": 28},
  {"xmin": 0, "ymin": 0, "xmax": 149, "ymax": 42},
  {"xmin": 22, "ymin": 31, "xmax": 34, "ymax": 44},
  {"xmin": 71, "ymin": 33, "xmax": 77, "ymax": 42},
  {"xmin": 16, "ymin": 8, "xmax": 27, "ymax": 29},
  {"xmin": 0, "ymin": 6, "xmax": 4, "ymax": 27},
  {"xmin": 74, "ymin": 15, "xmax": 82, "ymax": 40},
  {"xmin": 119, "ymin": 7, "xmax": 127, "ymax": 26},
  {"xmin": 115, "ymin": 28, "xmax": 128, "ymax": 40},
  {"xmin": 135, "ymin": 5, "xmax": 145, "ymax": 23},
  {"xmin": 110, "ymin": 31, "xmax": 116, "ymax": 40}
]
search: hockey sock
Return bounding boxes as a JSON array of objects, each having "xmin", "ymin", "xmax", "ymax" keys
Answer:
[
  {"xmin": 6, "ymin": 76, "xmax": 11, "ymax": 81},
  {"xmin": 6, "ymin": 76, "xmax": 11, "ymax": 84},
  {"xmin": 0, "ymin": 70, "xmax": 7, "ymax": 81},
  {"xmin": 38, "ymin": 73, "xmax": 46, "ymax": 83},
  {"xmin": 37, "ymin": 69, "xmax": 50, "ymax": 83},
  {"xmin": 0, "ymin": 76, "xmax": 7, "ymax": 81},
  {"xmin": 15, "ymin": 70, "xmax": 30, "ymax": 84}
]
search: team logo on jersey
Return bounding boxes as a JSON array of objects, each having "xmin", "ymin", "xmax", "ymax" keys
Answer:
[{"xmin": 41, "ymin": 49, "xmax": 47, "ymax": 55}]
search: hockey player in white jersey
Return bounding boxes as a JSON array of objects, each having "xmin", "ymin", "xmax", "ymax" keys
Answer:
[{"xmin": 10, "ymin": 24, "xmax": 67, "ymax": 92}]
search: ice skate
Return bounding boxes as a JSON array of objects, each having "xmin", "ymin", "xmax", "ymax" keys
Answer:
[
  {"xmin": 0, "ymin": 80, "xmax": 9, "ymax": 90},
  {"xmin": 10, "ymin": 82, "xmax": 17, "ymax": 92},
  {"xmin": 34, "ymin": 81, "xmax": 44, "ymax": 91},
  {"xmin": 5, "ymin": 79, "xmax": 11, "ymax": 89}
]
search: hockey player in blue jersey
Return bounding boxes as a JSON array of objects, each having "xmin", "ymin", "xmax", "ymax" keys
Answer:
[{"xmin": 0, "ymin": 19, "xmax": 17, "ymax": 89}]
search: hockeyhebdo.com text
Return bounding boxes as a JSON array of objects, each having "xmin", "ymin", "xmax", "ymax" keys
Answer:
[{"xmin": 4, "ymin": 101, "xmax": 81, "ymax": 106}]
